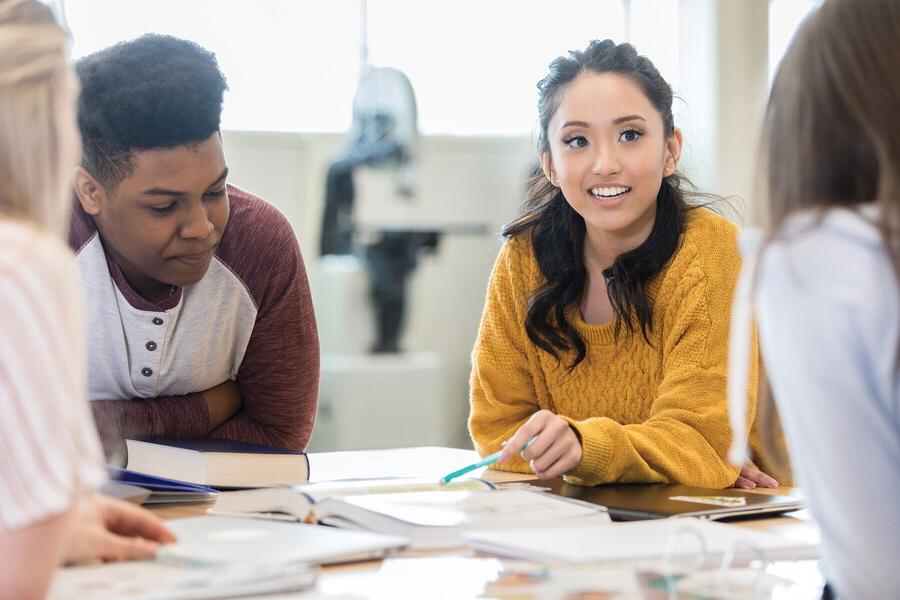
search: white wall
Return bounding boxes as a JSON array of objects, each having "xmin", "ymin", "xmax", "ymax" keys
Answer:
[
  {"xmin": 219, "ymin": 0, "xmax": 774, "ymax": 450},
  {"xmin": 677, "ymin": 0, "xmax": 769, "ymax": 226},
  {"xmin": 222, "ymin": 131, "xmax": 534, "ymax": 448}
]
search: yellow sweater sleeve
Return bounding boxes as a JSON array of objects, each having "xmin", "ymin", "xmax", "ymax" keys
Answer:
[
  {"xmin": 468, "ymin": 238, "xmax": 542, "ymax": 474},
  {"xmin": 563, "ymin": 254, "xmax": 758, "ymax": 488}
]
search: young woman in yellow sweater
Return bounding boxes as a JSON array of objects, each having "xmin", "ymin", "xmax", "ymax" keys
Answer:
[{"xmin": 468, "ymin": 40, "xmax": 777, "ymax": 489}]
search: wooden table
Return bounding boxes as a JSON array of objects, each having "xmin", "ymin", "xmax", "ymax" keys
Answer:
[{"xmin": 150, "ymin": 447, "xmax": 821, "ymax": 598}]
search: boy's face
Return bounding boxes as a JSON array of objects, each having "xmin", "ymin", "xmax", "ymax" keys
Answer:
[{"xmin": 85, "ymin": 133, "xmax": 230, "ymax": 295}]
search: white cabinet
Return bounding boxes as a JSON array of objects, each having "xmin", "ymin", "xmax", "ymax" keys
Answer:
[{"xmin": 309, "ymin": 352, "xmax": 450, "ymax": 451}]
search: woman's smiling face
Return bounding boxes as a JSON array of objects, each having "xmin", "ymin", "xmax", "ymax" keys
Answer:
[{"xmin": 542, "ymin": 72, "xmax": 681, "ymax": 246}]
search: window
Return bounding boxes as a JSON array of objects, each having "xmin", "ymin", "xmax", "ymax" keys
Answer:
[
  {"xmin": 64, "ymin": 0, "xmax": 634, "ymax": 135},
  {"xmin": 768, "ymin": 0, "xmax": 821, "ymax": 83},
  {"xmin": 64, "ymin": 0, "xmax": 362, "ymax": 132}
]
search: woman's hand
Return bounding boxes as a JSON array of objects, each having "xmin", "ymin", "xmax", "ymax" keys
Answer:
[
  {"xmin": 499, "ymin": 410, "xmax": 582, "ymax": 479},
  {"xmin": 732, "ymin": 462, "xmax": 779, "ymax": 489},
  {"xmin": 61, "ymin": 494, "xmax": 177, "ymax": 565}
]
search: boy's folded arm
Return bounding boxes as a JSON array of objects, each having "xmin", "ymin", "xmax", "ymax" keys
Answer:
[
  {"xmin": 211, "ymin": 305, "xmax": 319, "ymax": 451},
  {"xmin": 90, "ymin": 394, "xmax": 210, "ymax": 458},
  {"xmin": 210, "ymin": 235, "xmax": 320, "ymax": 451}
]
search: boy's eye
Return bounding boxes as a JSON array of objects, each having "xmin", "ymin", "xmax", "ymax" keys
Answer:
[
  {"xmin": 619, "ymin": 129, "xmax": 641, "ymax": 143},
  {"xmin": 149, "ymin": 202, "xmax": 177, "ymax": 215},
  {"xmin": 204, "ymin": 187, "xmax": 227, "ymax": 198},
  {"xmin": 562, "ymin": 135, "xmax": 588, "ymax": 148}
]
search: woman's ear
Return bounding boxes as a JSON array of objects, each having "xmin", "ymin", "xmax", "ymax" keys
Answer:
[
  {"xmin": 664, "ymin": 128, "xmax": 684, "ymax": 176},
  {"xmin": 72, "ymin": 167, "xmax": 105, "ymax": 216},
  {"xmin": 540, "ymin": 152, "xmax": 559, "ymax": 187}
]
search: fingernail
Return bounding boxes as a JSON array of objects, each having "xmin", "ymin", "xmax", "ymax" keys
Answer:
[
  {"xmin": 767, "ymin": 477, "xmax": 779, "ymax": 488},
  {"xmin": 748, "ymin": 481, "xmax": 757, "ymax": 488}
]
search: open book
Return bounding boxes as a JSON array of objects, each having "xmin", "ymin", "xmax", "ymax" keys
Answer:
[{"xmin": 209, "ymin": 478, "xmax": 610, "ymax": 549}]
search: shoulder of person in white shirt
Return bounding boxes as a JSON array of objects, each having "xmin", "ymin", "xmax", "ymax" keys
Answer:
[
  {"xmin": 730, "ymin": 1, "xmax": 900, "ymax": 598},
  {"xmin": 0, "ymin": 2, "xmax": 174, "ymax": 599}
]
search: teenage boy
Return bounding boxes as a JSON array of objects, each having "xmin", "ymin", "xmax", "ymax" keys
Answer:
[{"xmin": 70, "ymin": 35, "xmax": 318, "ymax": 452}]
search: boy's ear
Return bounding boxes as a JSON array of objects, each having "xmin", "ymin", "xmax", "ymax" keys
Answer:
[
  {"xmin": 72, "ymin": 167, "xmax": 106, "ymax": 216},
  {"xmin": 664, "ymin": 128, "xmax": 684, "ymax": 175},
  {"xmin": 540, "ymin": 152, "xmax": 559, "ymax": 187}
]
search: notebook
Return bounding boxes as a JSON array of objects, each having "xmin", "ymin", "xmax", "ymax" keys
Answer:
[
  {"xmin": 99, "ymin": 480, "xmax": 152, "ymax": 505},
  {"xmin": 160, "ymin": 515, "xmax": 409, "ymax": 565},
  {"xmin": 125, "ymin": 438, "xmax": 309, "ymax": 488},
  {"xmin": 528, "ymin": 480, "xmax": 804, "ymax": 521},
  {"xmin": 465, "ymin": 517, "xmax": 819, "ymax": 564},
  {"xmin": 109, "ymin": 466, "xmax": 219, "ymax": 505},
  {"xmin": 49, "ymin": 559, "xmax": 317, "ymax": 599},
  {"xmin": 208, "ymin": 477, "xmax": 610, "ymax": 549}
]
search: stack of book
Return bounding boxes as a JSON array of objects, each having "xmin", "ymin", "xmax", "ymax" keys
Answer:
[{"xmin": 108, "ymin": 438, "xmax": 310, "ymax": 504}]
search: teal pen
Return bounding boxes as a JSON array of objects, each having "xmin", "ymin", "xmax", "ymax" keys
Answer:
[{"xmin": 439, "ymin": 437, "xmax": 536, "ymax": 484}]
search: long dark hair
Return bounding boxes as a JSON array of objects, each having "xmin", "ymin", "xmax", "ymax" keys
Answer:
[{"xmin": 504, "ymin": 39, "xmax": 689, "ymax": 369}]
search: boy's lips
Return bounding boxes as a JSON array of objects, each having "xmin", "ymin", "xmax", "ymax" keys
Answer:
[{"xmin": 172, "ymin": 248, "xmax": 214, "ymax": 265}]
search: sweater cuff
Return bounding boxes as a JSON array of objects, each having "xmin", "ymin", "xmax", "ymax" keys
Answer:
[
  {"xmin": 559, "ymin": 416, "xmax": 613, "ymax": 484},
  {"xmin": 487, "ymin": 456, "xmax": 534, "ymax": 475}
]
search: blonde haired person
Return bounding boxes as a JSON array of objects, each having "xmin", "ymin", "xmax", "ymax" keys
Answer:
[
  {"xmin": 728, "ymin": 0, "xmax": 900, "ymax": 597},
  {"xmin": 0, "ymin": 1, "xmax": 173, "ymax": 597}
]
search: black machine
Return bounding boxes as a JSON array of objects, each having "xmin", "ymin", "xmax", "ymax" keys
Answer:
[{"xmin": 320, "ymin": 66, "xmax": 438, "ymax": 353}]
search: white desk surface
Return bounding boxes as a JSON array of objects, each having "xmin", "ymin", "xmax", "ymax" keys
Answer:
[{"xmin": 146, "ymin": 446, "xmax": 822, "ymax": 599}]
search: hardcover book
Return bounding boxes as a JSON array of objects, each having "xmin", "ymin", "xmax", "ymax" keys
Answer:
[{"xmin": 125, "ymin": 438, "xmax": 309, "ymax": 488}]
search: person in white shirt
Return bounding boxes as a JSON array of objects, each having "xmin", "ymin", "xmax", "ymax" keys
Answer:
[
  {"xmin": 728, "ymin": 0, "xmax": 900, "ymax": 598},
  {"xmin": 0, "ymin": 2, "xmax": 174, "ymax": 598}
]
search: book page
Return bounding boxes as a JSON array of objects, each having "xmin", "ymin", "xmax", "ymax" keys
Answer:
[
  {"xmin": 300, "ymin": 477, "xmax": 491, "ymax": 503},
  {"xmin": 327, "ymin": 489, "xmax": 604, "ymax": 528},
  {"xmin": 48, "ymin": 560, "xmax": 316, "ymax": 600},
  {"xmin": 308, "ymin": 447, "xmax": 484, "ymax": 481},
  {"xmin": 208, "ymin": 478, "xmax": 492, "ymax": 520}
]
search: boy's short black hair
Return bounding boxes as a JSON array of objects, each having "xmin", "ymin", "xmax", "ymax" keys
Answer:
[{"xmin": 76, "ymin": 34, "xmax": 228, "ymax": 187}]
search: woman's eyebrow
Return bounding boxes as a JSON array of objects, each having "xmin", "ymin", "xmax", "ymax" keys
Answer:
[{"xmin": 612, "ymin": 114, "xmax": 646, "ymax": 124}]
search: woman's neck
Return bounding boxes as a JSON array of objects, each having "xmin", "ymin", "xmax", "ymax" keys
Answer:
[{"xmin": 582, "ymin": 227, "xmax": 648, "ymax": 273}]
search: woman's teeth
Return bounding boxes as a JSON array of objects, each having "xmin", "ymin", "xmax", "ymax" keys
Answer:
[{"xmin": 590, "ymin": 186, "xmax": 630, "ymax": 198}]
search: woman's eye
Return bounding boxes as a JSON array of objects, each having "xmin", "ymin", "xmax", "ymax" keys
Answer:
[
  {"xmin": 563, "ymin": 135, "xmax": 588, "ymax": 148},
  {"xmin": 619, "ymin": 129, "xmax": 641, "ymax": 143},
  {"xmin": 149, "ymin": 202, "xmax": 177, "ymax": 215},
  {"xmin": 204, "ymin": 188, "xmax": 227, "ymax": 199}
]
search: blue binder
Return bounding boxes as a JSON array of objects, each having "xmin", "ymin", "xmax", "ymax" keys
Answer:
[{"xmin": 108, "ymin": 466, "xmax": 218, "ymax": 504}]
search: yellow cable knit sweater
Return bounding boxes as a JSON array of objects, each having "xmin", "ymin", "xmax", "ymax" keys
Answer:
[{"xmin": 469, "ymin": 207, "xmax": 760, "ymax": 488}]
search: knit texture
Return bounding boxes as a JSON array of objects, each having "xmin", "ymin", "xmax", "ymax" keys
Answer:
[{"xmin": 469, "ymin": 207, "xmax": 760, "ymax": 487}]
